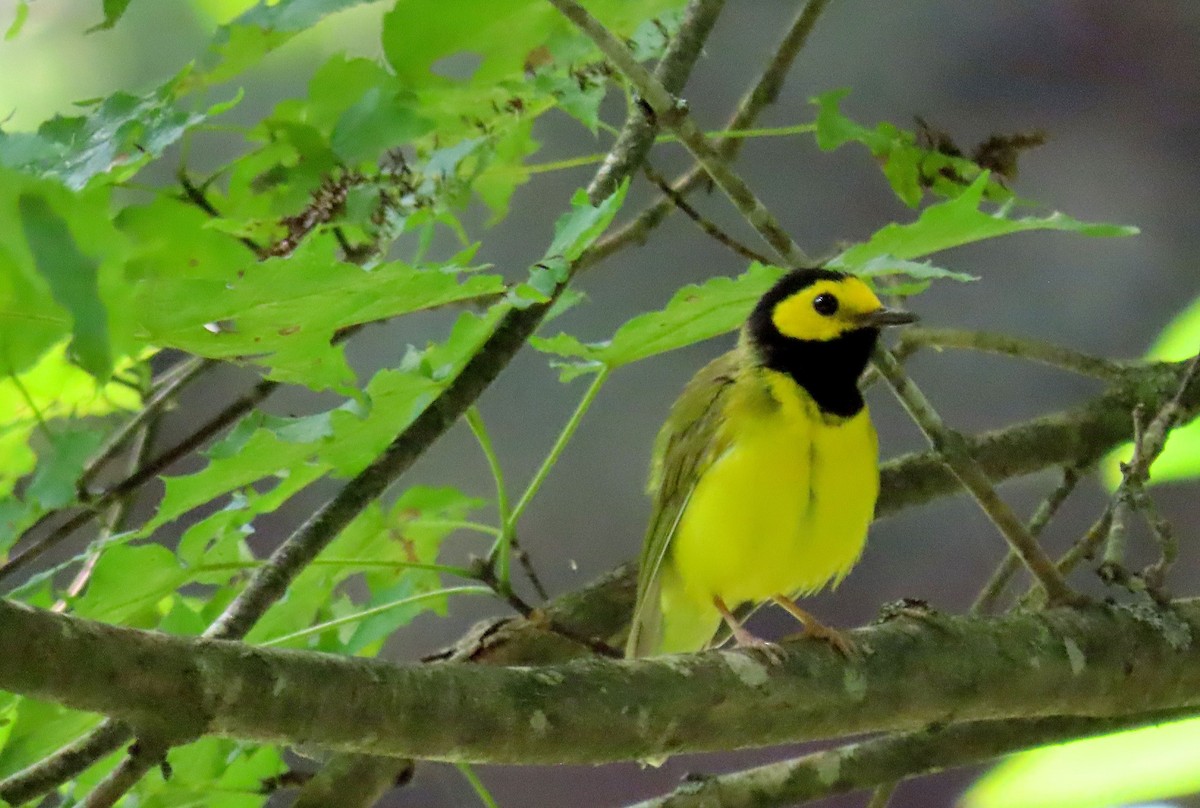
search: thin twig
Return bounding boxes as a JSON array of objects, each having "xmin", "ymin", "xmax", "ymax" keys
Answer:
[
  {"xmin": 586, "ymin": 0, "xmax": 727, "ymax": 200},
  {"xmin": 80, "ymin": 739, "xmax": 172, "ymax": 808},
  {"xmin": 78, "ymin": 357, "xmax": 209, "ymax": 492},
  {"xmin": 547, "ymin": 0, "xmax": 812, "ymax": 267},
  {"xmin": 583, "ymin": 0, "xmax": 831, "ymax": 270},
  {"xmin": 972, "ymin": 465, "xmax": 1084, "ymax": 615},
  {"xmin": 641, "ymin": 163, "xmax": 773, "ymax": 264},
  {"xmin": 898, "ymin": 326, "xmax": 1130, "ymax": 382},
  {"xmin": 871, "ymin": 346, "xmax": 1079, "ymax": 605},
  {"xmin": 626, "ymin": 710, "xmax": 1196, "ymax": 808},
  {"xmin": 0, "ymin": 376, "xmax": 279, "ymax": 588},
  {"xmin": 53, "ymin": 421, "xmax": 159, "ymax": 613},
  {"xmin": 1098, "ymin": 351, "xmax": 1200, "ymax": 591}
]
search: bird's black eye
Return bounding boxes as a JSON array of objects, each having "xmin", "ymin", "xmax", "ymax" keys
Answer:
[{"xmin": 812, "ymin": 293, "xmax": 838, "ymax": 316}]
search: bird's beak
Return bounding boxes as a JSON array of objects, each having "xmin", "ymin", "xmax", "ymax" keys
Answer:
[{"xmin": 858, "ymin": 307, "xmax": 919, "ymax": 328}]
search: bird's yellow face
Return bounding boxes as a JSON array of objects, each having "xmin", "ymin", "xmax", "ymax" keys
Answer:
[{"xmin": 770, "ymin": 276, "xmax": 887, "ymax": 343}]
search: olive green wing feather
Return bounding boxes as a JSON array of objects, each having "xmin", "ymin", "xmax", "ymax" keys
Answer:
[{"xmin": 625, "ymin": 350, "xmax": 740, "ymax": 657}]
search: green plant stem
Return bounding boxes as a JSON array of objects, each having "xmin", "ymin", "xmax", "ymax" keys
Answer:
[
  {"xmin": 195, "ymin": 559, "xmax": 480, "ymax": 579},
  {"xmin": 494, "ymin": 369, "xmax": 610, "ymax": 586},
  {"xmin": 455, "ymin": 763, "xmax": 500, "ymax": 808},
  {"xmin": 260, "ymin": 586, "xmax": 494, "ymax": 647},
  {"xmin": 466, "ymin": 407, "xmax": 512, "ymax": 526}
]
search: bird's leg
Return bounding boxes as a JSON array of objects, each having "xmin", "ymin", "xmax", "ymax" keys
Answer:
[
  {"xmin": 772, "ymin": 595, "xmax": 858, "ymax": 657},
  {"xmin": 713, "ymin": 596, "xmax": 783, "ymax": 662}
]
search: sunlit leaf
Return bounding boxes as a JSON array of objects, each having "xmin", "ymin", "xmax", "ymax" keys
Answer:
[
  {"xmin": 5, "ymin": 0, "xmax": 29, "ymax": 39},
  {"xmin": 69, "ymin": 544, "xmax": 186, "ymax": 626},
  {"xmin": 965, "ymin": 717, "xmax": 1200, "ymax": 808},
  {"xmin": 1, "ymin": 72, "xmax": 231, "ymax": 188},
  {"xmin": 0, "ymin": 698, "xmax": 101, "ymax": 781},
  {"xmin": 200, "ymin": 0, "xmax": 382, "ymax": 84}
]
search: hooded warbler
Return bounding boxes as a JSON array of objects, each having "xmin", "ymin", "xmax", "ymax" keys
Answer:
[{"xmin": 626, "ymin": 268, "xmax": 917, "ymax": 658}]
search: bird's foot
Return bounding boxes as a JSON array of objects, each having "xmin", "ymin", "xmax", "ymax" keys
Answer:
[
  {"xmin": 729, "ymin": 624, "xmax": 785, "ymax": 664},
  {"xmin": 773, "ymin": 595, "xmax": 859, "ymax": 658}
]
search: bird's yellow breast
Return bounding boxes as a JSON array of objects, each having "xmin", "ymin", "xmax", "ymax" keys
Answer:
[{"xmin": 668, "ymin": 369, "xmax": 879, "ymax": 610}]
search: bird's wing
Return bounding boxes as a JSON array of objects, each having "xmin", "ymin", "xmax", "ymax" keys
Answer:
[{"xmin": 626, "ymin": 351, "xmax": 740, "ymax": 657}]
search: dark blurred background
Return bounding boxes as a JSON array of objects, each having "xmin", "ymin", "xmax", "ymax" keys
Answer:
[{"xmin": 4, "ymin": 1, "xmax": 1200, "ymax": 806}]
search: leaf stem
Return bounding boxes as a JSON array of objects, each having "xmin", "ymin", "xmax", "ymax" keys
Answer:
[
  {"xmin": 493, "ymin": 369, "xmax": 610, "ymax": 586},
  {"xmin": 194, "ymin": 558, "xmax": 480, "ymax": 580},
  {"xmin": 455, "ymin": 762, "xmax": 500, "ymax": 808},
  {"xmin": 260, "ymin": 585, "xmax": 493, "ymax": 647},
  {"xmin": 465, "ymin": 407, "xmax": 512, "ymax": 526}
]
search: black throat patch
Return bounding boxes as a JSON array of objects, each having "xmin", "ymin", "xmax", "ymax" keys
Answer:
[
  {"xmin": 746, "ymin": 269, "xmax": 880, "ymax": 418},
  {"xmin": 750, "ymin": 326, "xmax": 880, "ymax": 418}
]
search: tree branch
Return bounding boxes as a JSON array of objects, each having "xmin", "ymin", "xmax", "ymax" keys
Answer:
[
  {"xmin": 897, "ymin": 327, "xmax": 1131, "ymax": 382},
  {"xmin": 585, "ymin": 0, "xmax": 831, "ymax": 268},
  {"xmin": 627, "ymin": 709, "xmax": 1197, "ymax": 808},
  {"xmin": 4, "ymin": 596, "xmax": 1200, "ymax": 763},
  {"xmin": 871, "ymin": 345, "xmax": 1079, "ymax": 604}
]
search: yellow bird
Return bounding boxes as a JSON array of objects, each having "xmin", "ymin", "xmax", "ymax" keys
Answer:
[{"xmin": 626, "ymin": 268, "xmax": 916, "ymax": 658}]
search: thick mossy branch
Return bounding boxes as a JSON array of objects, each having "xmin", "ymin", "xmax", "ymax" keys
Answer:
[{"xmin": 3, "ymin": 596, "xmax": 1200, "ymax": 764}]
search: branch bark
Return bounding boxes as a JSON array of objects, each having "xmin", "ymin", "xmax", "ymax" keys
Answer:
[
  {"xmin": 2, "ymin": 596, "xmax": 1199, "ymax": 764},
  {"xmin": 627, "ymin": 710, "xmax": 1196, "ymax": 808}
]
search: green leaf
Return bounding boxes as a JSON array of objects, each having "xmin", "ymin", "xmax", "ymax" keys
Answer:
[
  {"xmin": 546, "ymin": 183, "xmax": 629, "ymax": 263},
  {"xmin": 839, "ymin": 255, "xmax": 977, "ymax": 285},
  {"xmin": 533, "ymin": 263, "xmax": 786, "ymax": 381},
  {"xmin": 69, "ymin": 544, "xmax": 186, "ymax": 626},
  {"xmin": 0, "ymin": 343, "xmax": 139, "ymax": 503},
  {"xmin": 5, "ymin": 1, "xmax": 29, "ymax": 39},
  {"xmin": 342, "ymin": 487, "xmax": 483, "ymax": 654},
  {"xmin": 19, "ymin": 193, "xmax": 112, "ymax": 378},
  {"xmin": 330, "ymin": 87, "xmax": 435, "ymax": 164},
  {"xmin": 87, "ymin": 0, "xmax": 135, "ymax": 32},
  {"xmin": 835, "ymin": 174, "xmax": 1137, "ymax": 267},
  {"xmin": 24, "ymin": 426, "xmax": 104, "ymax": 509},
  {"xmin": 0, "ymin": 698, "xmax": 101, "ymax": 781},
  {"xmin": 382, "ymin": 0, "xmax": 680, "ymax": 85},
  {"xmin": 121, "ymin": 200, "xmax": 504, "ymax": 391},
  {"xmin": 2, "ymin": 73, "xmax": 227, "ymax": 188},
  {"xmin": 812, "ymin": 88, "xmax": 986, "ymax": 207},
  {"xmin": 965, "ymin": 716, "xmax": 1200, "ymax": 808},
  {"xmin": 144, "ymin": 309, "xmax": 501, "ymax": 532},
  {"xmin": 1102, "ymin": 294, "xmax": 1200, "ymax": 488},
  {"xmin": 200, "ymin": 0, "xmax": 382, "ymax": 84}
]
